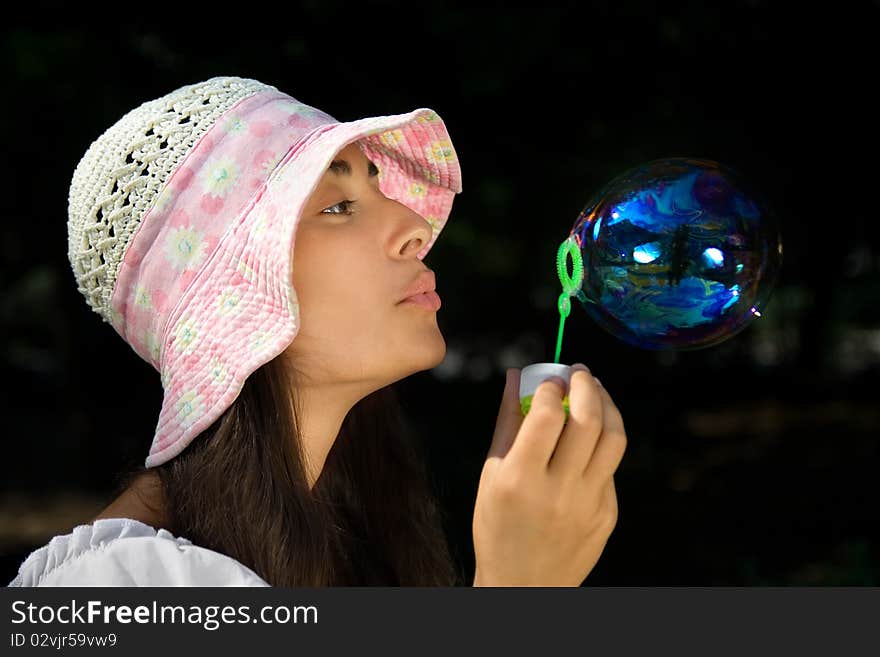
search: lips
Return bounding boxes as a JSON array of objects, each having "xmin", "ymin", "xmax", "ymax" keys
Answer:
[
  {"xmin": 400, "ymin": 290, "xmax": 442, "ymax": 311},
  {"xmin": 398, "ymin": 270, "xmax": 437, "ymax": 304}
]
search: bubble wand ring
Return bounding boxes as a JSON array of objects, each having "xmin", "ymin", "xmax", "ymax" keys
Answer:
[{"xmin": 554, "ymin": 236, "xmax": 584, "ymax": 364}]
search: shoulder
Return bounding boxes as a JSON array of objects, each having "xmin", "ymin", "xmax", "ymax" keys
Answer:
[{"xmin": 7, "ymin": 518, "xmax": 270, "ymax": 587}]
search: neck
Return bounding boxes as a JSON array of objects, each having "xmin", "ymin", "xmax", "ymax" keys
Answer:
[{"xmin": 93, "ymin": 472, "xmax": 167, "ymax": 528}]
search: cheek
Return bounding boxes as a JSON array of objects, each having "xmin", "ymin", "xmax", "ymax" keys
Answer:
[
  {"xmin": 292, "ymin": 231, "xmax": 383, "ymax": 322},
  {"xmin": 291, "ymin": 232, "xmax": 327, "ymax": 307}
]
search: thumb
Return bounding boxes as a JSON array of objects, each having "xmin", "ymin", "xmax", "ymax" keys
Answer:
[{"xmin": 486, "ymin": 368, "xmax": 524, "ymax": 461}]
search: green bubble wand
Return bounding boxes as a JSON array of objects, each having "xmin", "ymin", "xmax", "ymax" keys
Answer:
[
  {"xmin": 518, "ymin": 236, "xmax": 586, "ymax": 421},
  {"xmin": 553, "ymin": 236, "xmax": 585, "ymax": 364}
]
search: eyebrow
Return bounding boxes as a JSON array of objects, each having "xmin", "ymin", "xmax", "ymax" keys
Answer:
[{"xmin": 328, "ymin": 158, "xmax": 380, "ymax": 178}]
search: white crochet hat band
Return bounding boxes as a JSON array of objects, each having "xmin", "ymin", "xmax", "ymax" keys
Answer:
[{"xmin": 66, "ymin": 76, "xmax": 463, "ymax": 467}]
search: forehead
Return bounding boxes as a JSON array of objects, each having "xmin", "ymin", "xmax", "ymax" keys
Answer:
[
  {"xmin": 335, "ymin": 141, "xmax": 365, "ymax": 161},
  {"xmin": 314, "ymin": 141, "xmax": 373, "ymax": 186}
]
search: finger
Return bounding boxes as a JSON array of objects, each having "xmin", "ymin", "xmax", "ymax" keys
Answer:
[
  {"xmin": 602, "ymin": 476, "xmax": 618, "ymax": 524},
  {"xmin": 604, "ymin": 476, "xmax": 617, "ymax": 510},
  {"xmin": 507, "ymin": 375, "xmax": 568, "ymax": 471},
  {"xmin": 486, "ymin": 368, "xmax": 524, "ymax": 460},
  {"xmin": 548, "ymin": 364, "xmax": 603, "ymax": 479},
  {"xmin": 582, "ymin": 382, "xmax": 628, "ymax": 487}
]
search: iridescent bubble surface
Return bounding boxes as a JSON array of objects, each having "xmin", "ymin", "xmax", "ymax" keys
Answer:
[{"xmin": 566, "ymin": 158, "xmax": 782, "ymax": 350}]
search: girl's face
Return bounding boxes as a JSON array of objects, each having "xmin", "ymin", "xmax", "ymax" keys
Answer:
[{"xmin": 284, "ymin": 141, "xmax": 447, "ymax": 392}]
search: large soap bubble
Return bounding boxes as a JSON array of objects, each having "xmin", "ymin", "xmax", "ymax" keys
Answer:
[{"xmin": 560, "ymin": 157, "xmax": 782, "ymax": 351}]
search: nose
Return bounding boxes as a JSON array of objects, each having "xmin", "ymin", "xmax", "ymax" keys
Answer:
[{"xmin": 389, "ymin": 198, "xmax": 434, "ymax": 258}]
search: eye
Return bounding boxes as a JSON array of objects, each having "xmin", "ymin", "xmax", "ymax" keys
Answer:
[{"xmin": 321, "ymin": 199, "xmax": 356, "ymax": 215}]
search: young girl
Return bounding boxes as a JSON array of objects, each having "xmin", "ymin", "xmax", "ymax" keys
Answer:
[{"xmin": 8, "ymin": 76, "xmax": 626, "ymax": 587}]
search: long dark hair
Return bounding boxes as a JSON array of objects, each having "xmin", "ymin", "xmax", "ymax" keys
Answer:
[{"xmin": 114, "ymin": 352, "xmax": 461, "ymax": 586}]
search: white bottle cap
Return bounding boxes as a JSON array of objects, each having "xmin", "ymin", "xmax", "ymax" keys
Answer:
[{"xmin": 519, "ymin": 362, "xmax": 572, "ymax": 400}]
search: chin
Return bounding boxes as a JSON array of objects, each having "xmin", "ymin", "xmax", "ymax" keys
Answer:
[
  {"xmin": 385, "ymin": 337, "xmax": 446, "ymax": 387},
  {"xmin": 416, "ymin": 326, "xmax": 446, "ymax": 369},
  {"xmin": 429, "ymin": 331, "xmax": 447, "ymax": 367},
  {"xmin": 386, "ymin": 318, "xmax": 446, "ymax": 379},
  {"xmin": 414, "ymin": 325, "xmax": 447, "ymax": 372}
]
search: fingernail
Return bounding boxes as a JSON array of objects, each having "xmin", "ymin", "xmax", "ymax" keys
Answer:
[
  {"xmin": 547, "ymin": 376, "xmax": 567, "ymax": 389},
  {"xmin": 571, "ymin": 362, "xmax": 589, "ymax": 373}
]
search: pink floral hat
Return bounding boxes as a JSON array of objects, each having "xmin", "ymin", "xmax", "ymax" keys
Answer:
[{"xmin": 67, "ymin": 76, "xmax": 462, "ymax": 467}]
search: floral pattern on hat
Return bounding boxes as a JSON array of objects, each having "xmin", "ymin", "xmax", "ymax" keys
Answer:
[{"xmin": 164, "ymin": 226, "xmax": 209, "ymax": 271}]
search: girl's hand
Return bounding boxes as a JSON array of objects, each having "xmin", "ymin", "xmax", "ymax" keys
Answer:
[{"xmin": 472, "ymin": 364, "xmax": 627, "ymax": 586}]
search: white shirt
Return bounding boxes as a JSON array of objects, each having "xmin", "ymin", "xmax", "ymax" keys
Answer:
[{"xmin": 6, "ymin": 518, "xmax": 270, "ymax": 587}]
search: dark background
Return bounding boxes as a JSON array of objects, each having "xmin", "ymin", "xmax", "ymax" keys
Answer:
[{"xmin": 2, "ymin": 2, "xmax": 878, "ymax": 585}]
